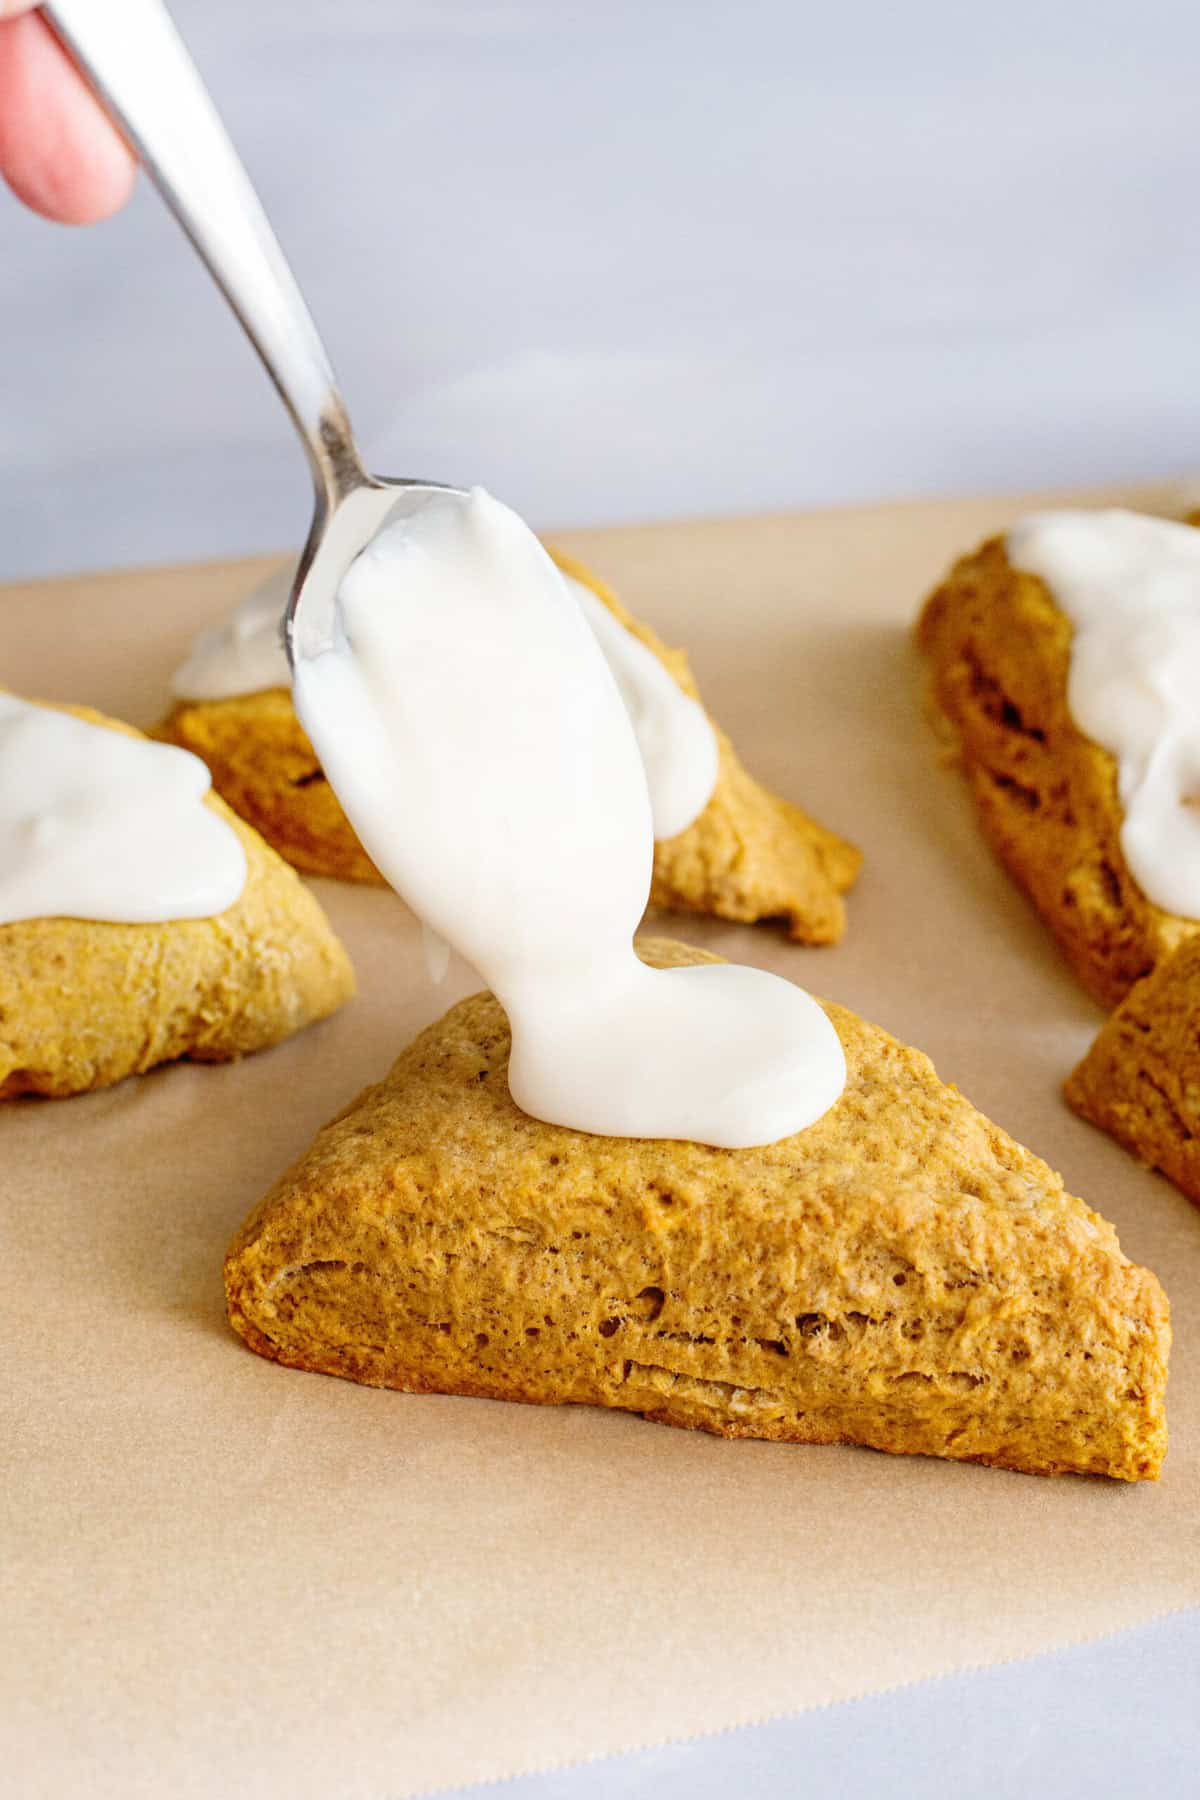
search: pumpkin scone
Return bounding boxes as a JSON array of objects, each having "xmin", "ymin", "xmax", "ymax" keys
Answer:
[
  {"xmin": 1, "ymin": 702, "xmax": 354, "ymax": 1099},
  {"xmin": 917, "ymin": 531, "xmax": 1198, "ymax": 1008},
  {"xmin": 226, "ymin": 940, "xmax": 1169, "ymax": 1482},
  {"xmin": 1066, "ymin": 935, "xmax": 1200, "ymax": 1209},
  {"xmin": 162, "ymin": 551, "xmax": 861, "ymax": 942}
]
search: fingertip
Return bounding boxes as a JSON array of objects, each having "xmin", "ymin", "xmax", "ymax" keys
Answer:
[
  {"xmin": 3, "ymin": 130, "xmax": 137, "ymax": 225},
  {"xmin": 0, "ymin": 13, "xmax": 137, "ymax": 224},
  {"xmin": 36, "ymin": 128, "xmax": 138, "ymax": 226}
]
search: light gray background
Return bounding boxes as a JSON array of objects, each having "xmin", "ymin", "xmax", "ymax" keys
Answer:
[{"xmin": 3, "ymin": 0, "xmax": 1200, "ymax": 578}]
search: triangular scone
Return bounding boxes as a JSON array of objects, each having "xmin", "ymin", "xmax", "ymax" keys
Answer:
[
  {"xmin": 161, "ymin": 551, "xmax": 861, "ymax": 941},
  {"xmin": 225, "ymin": 939, "xmax": 1168, "ymax": 1481},
  {"xmin": 1, "ymin": 703, "xmax": 355, "ymax": 1099},
  {"xmin": 1066, "ymin": 937, "xmax": 1200, "ymax": 1209},
  {"xmin": 918, "ymin": 534, "xmax": 1198, "ymax": 1007}
]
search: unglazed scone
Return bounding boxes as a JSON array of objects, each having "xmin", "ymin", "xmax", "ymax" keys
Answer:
[
  {"xmin": 1066, "ymin": 936, "xmax": 1200, "ymax": 1209},
  {"xmin": 225, "ymin": 940, "xmax": 1169, "ymax": 1481},
  {"xmin": 162, "ymin": 551, "xmax": 861, "ymax": 943},
  {"xmin": 1, "ymin": 702, "xmax": 355, "ymax": 1099},
  {"xmin": 917, "ymin": 534, "xmax": 1198, "ymax": 1007}
]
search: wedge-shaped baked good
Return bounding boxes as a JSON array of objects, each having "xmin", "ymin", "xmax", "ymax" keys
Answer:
[
  {"xmin": 226, "ymin": 940, "xmax": 1169, "ymax": 1481},
  {"xmin": 1066, "ymin": 936, "xmax": 1200, "ymax": 1208},
  {"xmin": 918, "ymin": 534, "xmax": 1197, "ymax": 1007},
  {"xmin": 163, "ymin": 552, "xmax": 860, "ymax": 943},
  {"xmin": 1, "ymin": 704, "xmax": 355, "ymax": 1099}
]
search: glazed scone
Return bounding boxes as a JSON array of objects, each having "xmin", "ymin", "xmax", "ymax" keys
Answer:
[
  {"xmin": 1066, "ymin": 935, "xmax": 1200, "ymax": 1208},
  {"xmin": 917, "ymin": 534, "xmax": 1199, "ymax": 1008},
  {"xmin": 1, "ymin": 702, "xmax": 355, "ymax": 1099},
  {"xmin": 226, "ymin": 939, "xmax": 1169, "ymax": 1482},
  {"xmin": 162, "ymin": 550, "xmax": 861, "ymax": 942}
]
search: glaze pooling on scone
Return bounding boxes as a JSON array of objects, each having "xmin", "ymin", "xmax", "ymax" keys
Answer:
[
  {"xmin": 172, "ymin": 557, "xmax": 719, "ymax": 841},
  {"xmin": 0, "ymin": 694, "xmax": 246, "ymax": 925},
  {"xmin": 1007, "ymin": 509, "xmax": 1200, "ymax": 920},
  {"xmin": 292, "ymin": 487, "xmax": 844, "ymax": 1149}
]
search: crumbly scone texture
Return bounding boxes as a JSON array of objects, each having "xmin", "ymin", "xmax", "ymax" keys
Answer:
[
  {"xmin": 225, "ymin": 938, "xmax": 1169, "ymax": 1481},
  {"xmin": 0, "ymin": 701, "xmax": 355, "ymax": 1099},
  {"xmin": 161, "ymin": 550, "xmax": 861, "ymax": 940},
  {"xmin": 917, "ymin": 535, "xmax": 1197, "ymax": 1008},
  {"xmin": 1066, "ymin": 935, "xmax": 1200, "ymax": 1209}
]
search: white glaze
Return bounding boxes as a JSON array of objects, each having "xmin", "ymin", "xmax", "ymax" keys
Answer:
[
  {"xmin": 1006, "ymin": 508, "xmax": 1200, "ymax": 920},
  {"xmin": 567, "ymin": 582, "xmax": 717, "ymax": 840},
  {"xmin": 171, "ymin": 558, "xmax": 718, "ymax": 840},
  {"xmin": 170, "ymin": 562, "xmax": 293, "ymax": 702},
  {"xmin": 421, "ymin": 919, "xmax": 452, "ymax": 985},
  {"xmin": 0, "ymin": 695, "xmax": 247, "ymax": 925},
  {"xmin": 293, "ymin": 487, "xmax": 844, "ymax": 1148}
]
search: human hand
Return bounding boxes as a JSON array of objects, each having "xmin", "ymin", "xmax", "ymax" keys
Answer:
[{"xmin": 0, "ymin": 3, "xmax": 135, "ymax": 222}]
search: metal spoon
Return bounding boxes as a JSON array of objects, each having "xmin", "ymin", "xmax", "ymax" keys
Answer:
[{"xmin": 44, "ymin": 0, "xmax": 462, "ymax": 661}]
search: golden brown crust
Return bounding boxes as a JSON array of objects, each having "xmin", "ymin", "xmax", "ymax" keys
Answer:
[
  {"xmin": 161, "ymin": 550, "xmax": 861, "ymax": 941},
  {"xmin": 158, "ymin": 685, "xmax": 377, "ymax": 884},
  {"xmin": 1066, "ymin": 935, "xmax": 1200, "ymax": 1208},
  {"xmin": 917, "ymin": 535, "xmax": 1197, "ymax": 1008},
  {"xmin": 225, "ymin": 938, "xmax": 1169, "ymax": 1482},
  {"xmin": 0, "ymin": 701, "xmax": 355, "ymax": 1099}
]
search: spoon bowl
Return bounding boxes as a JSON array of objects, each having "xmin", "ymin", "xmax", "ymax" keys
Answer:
[{"xmin": 287, "ymin": 475, "xmax": 464, "ymax": 663}]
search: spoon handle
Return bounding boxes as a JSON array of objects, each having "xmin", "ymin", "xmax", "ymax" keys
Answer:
[{"xmin": 43, "ymin": 0, "xmax": 367, "ymax": 508}]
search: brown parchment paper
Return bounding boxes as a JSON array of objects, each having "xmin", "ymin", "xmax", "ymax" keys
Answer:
[{"xmin": 3, "ymin": 483, "xmax": 1199, "ymax": 1800}]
